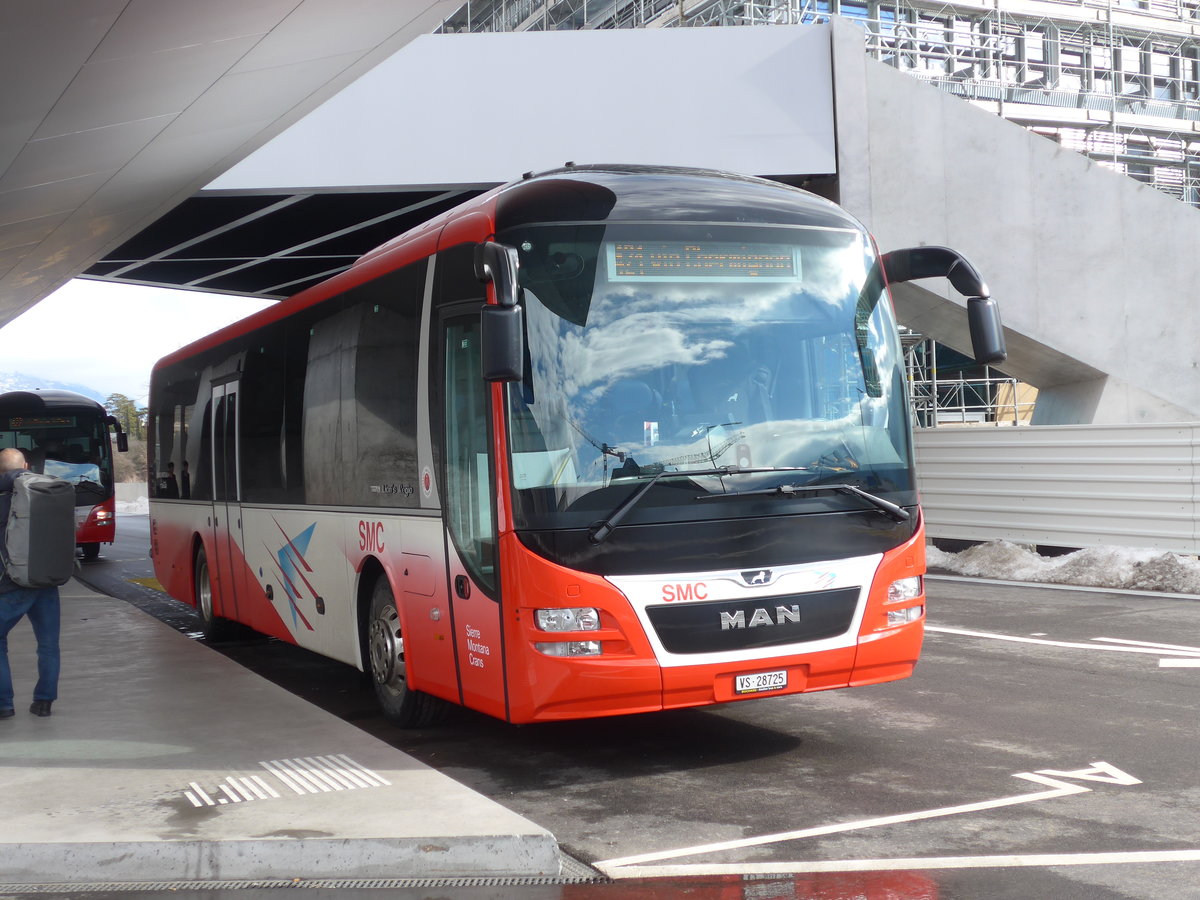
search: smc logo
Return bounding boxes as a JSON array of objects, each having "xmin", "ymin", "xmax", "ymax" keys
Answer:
[
  {"xmin": 662, "ymin": 582, "xmax": 708, "ymax": 602},
  {"xmin": 358, "ymin": 520, "xmax": 385, "ymax": 553}
]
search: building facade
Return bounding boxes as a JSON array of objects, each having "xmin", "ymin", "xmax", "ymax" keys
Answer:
[{"xmin": 440, "ymin": 0, "xmax": 1200, "ymax": 209}]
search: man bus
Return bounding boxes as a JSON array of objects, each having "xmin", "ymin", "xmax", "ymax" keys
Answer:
[
  {"xmin": 148, "ymin": 165, "xmax": 1005, "ymax": 726},
  {"xmin": 0, "ymin": 389, "xmax": 129, "ymax": 560}
]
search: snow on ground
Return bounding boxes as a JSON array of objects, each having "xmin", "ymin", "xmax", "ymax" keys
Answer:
[
  {"xmin": 116, "ymin": 497, "xmax": 149, "ymax": 515},
  {"xmin": 928, "ymin": 541, "xmax": 1200, "ymax": 595}
]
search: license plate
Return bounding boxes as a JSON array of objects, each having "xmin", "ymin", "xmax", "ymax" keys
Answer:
[{"xmin": 735, "ymin": 670, "xmax": 788, "ymax": 695}]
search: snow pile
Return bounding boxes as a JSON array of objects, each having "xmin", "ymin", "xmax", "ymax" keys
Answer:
[
  {"xmin": 927, "ymin": 541, "xmax": 1200, "ymax": 595},
  {"xmin": 116, "ymin": 497, "xmax": 149, "ymax": 515}
]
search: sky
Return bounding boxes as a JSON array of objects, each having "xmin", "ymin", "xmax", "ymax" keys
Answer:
[{"xmin": 0, "ymin": 279, "xmax": 275, "ymax": 405}]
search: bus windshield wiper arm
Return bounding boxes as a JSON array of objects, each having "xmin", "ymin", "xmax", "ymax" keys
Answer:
[
  {"xmin": 696, "ymin": 481, "xmax": 911, "ymax": 523},
  {"xmin": 588, "ymin": 466, "xmax": 809, "ymax": 545}
]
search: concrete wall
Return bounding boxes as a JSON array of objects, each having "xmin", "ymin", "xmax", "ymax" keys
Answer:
[
  {"xmin": 211, "ymin": 26, "xmax": 838, "ymax": 189},
  {"xmin": 830, "ymin": 19, "xmax": 1200, "ymax": 426}
]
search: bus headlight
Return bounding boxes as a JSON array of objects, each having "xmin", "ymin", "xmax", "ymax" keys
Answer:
[
  {"xmin": 886, "ymin": 576, "xmax": 922, "ymax": 604},
  {"xmin": 534, "ymin": 607, "xmax": 602, "ymax": 657},
  {"xmin": 887, "ymin": 605, "xmax": 924, "ymax": 627},
  {"xmin": 535, "ymin": 607, "xmax": 600, "ymax": 632},
  {"xmin": 535, "ymin": 640, "xmax": 602, "ymax": 657}
]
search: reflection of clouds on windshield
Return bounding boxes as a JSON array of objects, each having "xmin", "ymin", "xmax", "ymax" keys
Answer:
[
  {"xmin": 524, "ymin": 230, "xmax": 875, "ymax": 416},
  {"xmin": 566, "ymin": 313, "xmax": 732, "ymax": 404},
  {"xmin": 517, "ymin": 225, "xmax": 904, "ymax": 488}
]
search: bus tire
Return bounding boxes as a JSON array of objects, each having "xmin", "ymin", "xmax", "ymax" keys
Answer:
[
  {"xmin": 366, "ymin": 576, "xmax": 444, "ymax": 728},
  {"xmin": 194, "ymin": 545, "xmax": 235, "ymax": 642},
  {"xmin": 80, "ymin": 543, "xmax": 100, "ymax": 561}
]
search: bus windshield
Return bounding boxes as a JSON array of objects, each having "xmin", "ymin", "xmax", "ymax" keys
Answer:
[
  {"xmin": 0, "ymin": 411, "xmax": 113, "ymax": 505},
  {"xmin": 501, "ymin": 222, "xmax": 913, "ymax": 532}
]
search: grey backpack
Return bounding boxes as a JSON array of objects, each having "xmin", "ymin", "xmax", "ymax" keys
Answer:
[{"xmin": 1, "ymin": 472, "xmax": 76, "ymax": 588}]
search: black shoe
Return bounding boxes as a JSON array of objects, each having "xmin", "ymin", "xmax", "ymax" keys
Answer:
[
  {"xmin": 29, "ymin": 700, "xmax": 52, "ymax": 717},
  {"xmin": 0, "ymin": 708, "xmax": 13, "ymax": 719}
]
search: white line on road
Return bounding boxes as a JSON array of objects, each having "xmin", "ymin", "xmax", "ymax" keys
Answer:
[
  {"xmin": 604, "ymin": 848, "xmax": 1200, "ymax": 879},
  {"xmin": 927, "ymin": 626, "xmax": 1200, "ymax": 657},
  {"xmin": 1160, "ymin": 658, "xmax": 1200, "ymax": 668},
  {"xmin": 1091, "ymin": 637, "xmax": 1200, "ymax": 654},
  {"xmin": 596, "ymin": 765, "xmax": 1133, "ymax": 871}
]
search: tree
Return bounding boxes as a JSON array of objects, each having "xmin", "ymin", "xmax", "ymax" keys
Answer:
[{"xmin": 104, "ymin": 393, "xmax": 146, "ymax": 441}]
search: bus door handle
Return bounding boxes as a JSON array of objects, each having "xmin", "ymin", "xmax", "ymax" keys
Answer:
[{"xmin": 454, "ymin": 575, "xmax": 471, "ymax": 600}]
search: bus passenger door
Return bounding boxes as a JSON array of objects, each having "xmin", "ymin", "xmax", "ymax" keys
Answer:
[
  {"xmin": 441, "ymin": 312, "xmax": 506, "ymax": 720},
  {"xmin": 210, "ymin": 382, "xmax": 246, "ymax": 622}
]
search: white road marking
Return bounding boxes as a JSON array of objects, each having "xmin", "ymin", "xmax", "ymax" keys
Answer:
[
  {"xmin": 1091, "ymin": 637, "xmax": 1200, "ymax": 654},
  {"xmin": 596, "ymin": 762, "xmax": 1136, "ymax": 872},
  {"xmin": 606, "ymin": 848, "xmax": 1200, "ymax": 878},
  {"xmin": 1160, "ymin": 658, "xmax": 1200, "ymax": 668},
  {"xmin": 927, "ymin": 626, "xmax": 1200, "ymax": 657}
]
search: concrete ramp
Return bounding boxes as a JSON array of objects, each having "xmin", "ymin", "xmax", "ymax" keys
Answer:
[{"xmin": 830, "ymin": 18, "xmax": 1200, "ymax": 425}]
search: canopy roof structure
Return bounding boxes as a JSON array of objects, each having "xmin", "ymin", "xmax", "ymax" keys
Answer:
[{"xmin": 0, "ymin": 0, "xmax": 459, "ymax": 327}]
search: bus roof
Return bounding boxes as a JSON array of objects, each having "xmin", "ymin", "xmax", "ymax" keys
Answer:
[
  {"xmin": 0, "ymin": 389, "xmax": 106, "ymax": 415},
  {"xmin": 153, "ymin": 165, "xmax": 864, "ymax": 373}
]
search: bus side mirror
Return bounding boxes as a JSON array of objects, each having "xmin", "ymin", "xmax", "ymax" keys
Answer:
[
  {"xmin": 106, "ymin": 414, "xmax": 130, "ymax": 452},
  {"xmin": 967, "ymin": 297, "xmax": 1007, "ymax": 366},
  {"xmin": 476, "ymin": 241, "xmax": 526, "ymax": 382},
  {"xmin": 881, "ymin": 246, "xmax": 1007, "ymax": 365},
  {"xmin": 475, "ymin": 241, "xmax": 521, "ymax": 309},
  {"xmin": 481, "ymin": 304, "xmax": 525, "ymax": 382}
]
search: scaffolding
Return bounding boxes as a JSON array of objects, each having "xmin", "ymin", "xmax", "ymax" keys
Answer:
[
  {"xmin": 904, "ymin": 336, "xmax": 1037, "ymax": 426},
  {"xmin": 439, "ymin": 0, "xmax": 1200, "ymax": 207}
]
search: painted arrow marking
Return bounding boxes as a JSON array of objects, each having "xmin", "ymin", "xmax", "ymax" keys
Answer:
[{"xmin": 595, "ymin": 761, "xmax": 1140, "ymax": 874}]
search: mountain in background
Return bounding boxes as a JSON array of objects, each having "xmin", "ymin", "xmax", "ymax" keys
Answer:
[{"xmin": 0, "ymin": 372, "xmax": 107, "ymax": 404}]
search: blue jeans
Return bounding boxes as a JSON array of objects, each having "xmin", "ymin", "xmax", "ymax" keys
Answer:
[{"xmin": 0, "ymin": 587, "xmax": 60, "ymax": 710}]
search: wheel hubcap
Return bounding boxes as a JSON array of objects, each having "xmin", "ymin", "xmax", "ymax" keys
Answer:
[
  {"xmin": 369, "ymin": 604, "xmax": 404, "ymax": 687},
  {"xmin": 197, "ymin": 562, "xmax": 213, "ymax": 622}
]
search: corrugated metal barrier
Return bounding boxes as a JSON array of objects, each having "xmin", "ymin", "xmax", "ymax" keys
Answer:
[{"xmin": 915, "ymin": 424, "xmax": 1200, "ymax": 554}]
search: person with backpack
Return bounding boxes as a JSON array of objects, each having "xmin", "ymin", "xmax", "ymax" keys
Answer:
[{"xmin": 0, "ymin": 447, "xmax": 65, "ymax": 718}]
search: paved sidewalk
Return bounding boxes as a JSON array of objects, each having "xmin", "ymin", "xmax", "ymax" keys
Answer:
[{"xmin": 0, "ymin": 580, "xmax": 559, "ymax": 885}]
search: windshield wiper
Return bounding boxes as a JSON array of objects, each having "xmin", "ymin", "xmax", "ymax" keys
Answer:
[
  {"xmin": 696, "ymin": 481, "xmax": 911, "ymax": 523},
  {"xmin": 587, "ymin": 466, "xmax": 809, "ymax": 544}
]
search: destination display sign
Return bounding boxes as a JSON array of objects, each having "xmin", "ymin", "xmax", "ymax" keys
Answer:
[
  {"xmin": 607, "ymin": 241, "xmax": 801, "ymax": 283},
  {"xmin": 5, "ymin": 415, "xmax": 75, "ymax": 429}
]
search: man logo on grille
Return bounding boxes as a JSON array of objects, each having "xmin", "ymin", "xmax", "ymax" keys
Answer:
[
  {"xmin": 720, "ymin": 605, "xmax": 801, "ymax": 630},
  {"xmin": 742, "ymin": 569, "xmax": 771, "ymax": 586}
]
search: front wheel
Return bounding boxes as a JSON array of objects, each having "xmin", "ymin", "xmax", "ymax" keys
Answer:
[
  {"xmin": 80, "ymin": 543, "xmax": 100, "ymax": 561},
  {"xmin": 366, "ymin": 577, "xmax": 445, "ymax": 728}
]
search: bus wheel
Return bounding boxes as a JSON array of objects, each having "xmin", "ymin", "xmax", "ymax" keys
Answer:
[
  {"xmin": 366, "ymin": 577, "xmax": 444, "ymax": 728},
  {"xmin": 194, "ymin": 546, "xmax": 234, "ymax": 641},
  {"xmin": 80, "ymin": 543, "xmax": 100, "ymax": 561}
]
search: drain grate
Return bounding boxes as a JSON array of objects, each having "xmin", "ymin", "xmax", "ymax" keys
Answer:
[{"xmin": 0, "ymin": 854, "xmax": 609, "ymax": 893}]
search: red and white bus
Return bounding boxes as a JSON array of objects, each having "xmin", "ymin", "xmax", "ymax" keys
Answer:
[
  {"xmin": 0, "ymin": 389, "xmax": 129, "ymax": 560},
  {"xmin": 148, "ymin": 165, "xmax": 1004, "ymax": 726}
]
